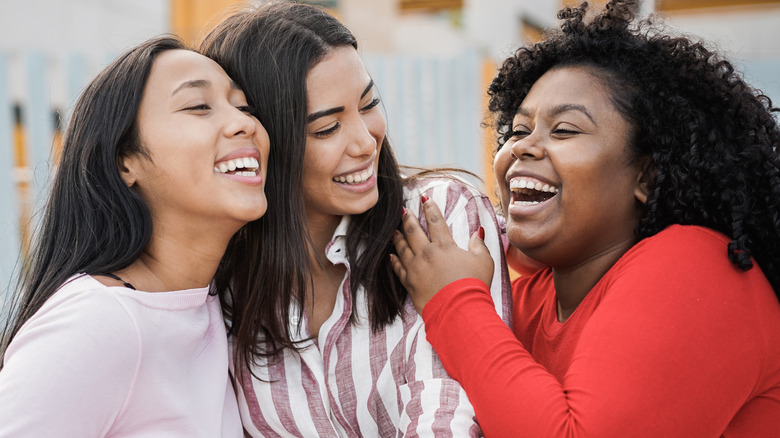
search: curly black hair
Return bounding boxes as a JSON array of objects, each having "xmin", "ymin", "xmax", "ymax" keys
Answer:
[{"xmin": 488, "ymin": 0, "xmax": 780, "ymax": 296}]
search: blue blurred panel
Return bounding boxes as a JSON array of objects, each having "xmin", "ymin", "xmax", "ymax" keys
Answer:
[
  {"xmin": 66, "ymin": 53, "xmax": 89, "ymax": 124},
  {"xmin": 358, "ymin": 52, "xmax": 486, "ymax": 181},
  {"xmin": 742, "ymin": 59, "xmax": 780, "ymax": 106},
  {"xmin": 0, "ymin": 53, "xmax": 20, "ymax": 307},
  {"xmin": 26, "ymin": 53, "xmax": 54, "ymax": 219},
  {"xmin": 431, "ymin": 56, "xmax": 447, "ymax": 168},
  {"xmin": 452, "ymin": 50, "xmax": 481, "ymax": 177}
]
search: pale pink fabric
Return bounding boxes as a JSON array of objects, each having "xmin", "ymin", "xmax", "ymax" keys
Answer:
[{"xmin": 0, "ymin": 274, "xmax": 243, "ymax": 437}]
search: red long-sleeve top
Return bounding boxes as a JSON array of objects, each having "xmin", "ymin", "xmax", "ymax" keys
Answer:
[{"xmin": 422, "ymin": 225, "xmax": 780, "ymax": 437}]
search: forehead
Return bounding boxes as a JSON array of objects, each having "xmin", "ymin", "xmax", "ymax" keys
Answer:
[
  {"xmin": 515, "ymin": 66, "xmax": 615, "ymax": 119},
  {"xmin": 144, "ymin": 49, "xmax": 231, "ymax": 95},
  {"xmin": 305, "ymin": 46, "xmax": 370, "ymax": 106}
]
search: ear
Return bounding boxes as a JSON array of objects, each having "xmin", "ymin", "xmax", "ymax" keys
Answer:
[
  {"xmin": 633, "ymin": 156, "xmax": 652, "ymax": 205},
  {"xmin": 118, "ymin": 153, "xmax": 140, "ymax": 188}
]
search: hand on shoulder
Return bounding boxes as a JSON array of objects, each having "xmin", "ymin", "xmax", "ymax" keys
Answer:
[{"xmin": 390, "ymin": 197, "xmax": 494, "ymax": 314}]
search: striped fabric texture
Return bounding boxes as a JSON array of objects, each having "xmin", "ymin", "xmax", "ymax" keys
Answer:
[{"xmin": 236, "ymin": 177, "xmax": 513, "ymax": 437}]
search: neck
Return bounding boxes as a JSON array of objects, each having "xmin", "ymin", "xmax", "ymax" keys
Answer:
[
  {"xmin": 119, "ymin": 221, "xmax": 238, "ymax": 292},
  {"xmin": 552, "ymin": 236, "xmax": 637, "ymax": 322},
  {"xmin": 303, "ymin": 213, "xmax": 347, "ymax": 337},
  {"xmin": 306, "ymin": 212, "xmax": 343, "ymax": 262}
]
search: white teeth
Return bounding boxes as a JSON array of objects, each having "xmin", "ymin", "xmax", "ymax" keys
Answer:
[
  {"xmin": 214, "ymin": 157, "xmax": 260, "ymax": 174},
  {"xmin": 509, "ymin": 177, "xmax": 558, "ymax": 194},
  {"xmin": 333, "ymin": 165, "xmax": 374, "ymax": 184}
]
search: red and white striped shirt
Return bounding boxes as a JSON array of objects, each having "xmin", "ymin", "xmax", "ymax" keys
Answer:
[{"xmin": 236, "ymin": 177, "xmax": 513, "ymax": 437}]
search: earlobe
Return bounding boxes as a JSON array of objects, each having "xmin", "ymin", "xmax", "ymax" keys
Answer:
[
  {"xmin": 634, "ymin": 156, "xmax": 652, "ymax": 205},
  {"xmin": 118, "ymin": 154, "xmax": 138, "ymax": 187}
]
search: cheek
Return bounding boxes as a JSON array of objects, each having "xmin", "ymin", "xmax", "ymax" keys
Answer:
[
  {"xmin": 492, "ymin": 147, "xmax": 514, "ymax": 210},
  {"xmin": 255, "ymin": 124, "xmax": 271, "ymax": 162},
  {"xmin": 302, "ymin": 143, "xmax": 337, "ymax": 183},
  {"xmin": 493, "ymin": 147, "xmax": 512, "ymax": 185},
  {"xmin": 365, "ymin": 112, "xmax": 387, "ymax": 143}
]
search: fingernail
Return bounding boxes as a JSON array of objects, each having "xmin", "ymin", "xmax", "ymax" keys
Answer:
[
  {"xmin": 421, "ymin": 194, "xmax": 429, "ymax": 204},
  {"xmin": 401, "ymin": 207, "xmax": 408, "ymax": 217},
  {"xmin": 478, "ymin": 226, "xmax": 485, "ymax": 240},
  {"xmin": 392, "ymin": 230, "xmax": 399, "ymax": 239}
]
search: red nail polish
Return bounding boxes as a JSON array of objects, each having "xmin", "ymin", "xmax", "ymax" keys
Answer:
[
  {"xmin": 401, "ymin": 207, "xmax": 408, "ymax": 217},
  {"xmin": 392, "ymin": 230, "xmax": 399, "ymax": 239},
  {"xmin": 478, "ymin": 226, "xmax": 485, "ymax": 240},
  {"xmin": 421, "ymin": 194, "xmax": 429, "ymax": 204}
]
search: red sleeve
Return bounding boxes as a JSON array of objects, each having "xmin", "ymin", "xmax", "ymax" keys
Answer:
[{"xmin": 422, "ymin": 227, "xmax": 780, "ymax": 437}]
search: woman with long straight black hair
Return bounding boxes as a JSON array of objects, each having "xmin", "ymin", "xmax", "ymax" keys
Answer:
[{"xmin": 0, "ymin": 36, "xmax": 270, "ymax": 437}]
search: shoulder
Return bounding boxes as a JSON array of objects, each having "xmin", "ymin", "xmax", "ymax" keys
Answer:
[
  {"xmin": 0, "ymin": 276, "xmax": 142, "ymax": 433},
  {"xmin": 618, "ymin": 225, "xmax": 736, "ymax": 277},
  {"xmin": 403, "ymin": 175, "xmax": 495, "ymax": 220},
  {"xmin": 610, "ymin": 225, "xmax": 773, "ymax": 302},
  {"xmin": 12, "ymin": 275, "xmax": 142, "ymax": 357},
  {"xmin": 403, "ymin": 174, "xmax": 485, "ymax": 202},
  {"xmin": 635, "ymin": 224, "xmax": 730, "ymax": 254}
]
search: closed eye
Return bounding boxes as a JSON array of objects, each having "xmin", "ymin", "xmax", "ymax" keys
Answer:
[
  {"xmin": 311, "ymin": 123, "xmax": 340, "ymax": 139},
  {"xmin": 185, "ymin": 104, "xmax": 210, "ymax": 112},
  {"xmin": 552, "ymin": 128, "xmax": 580, "ymax": 136},
  {"xmin": 360, "ymin": 98, "xmax": 380, "ymax": 113},
  {"xmin": 237, "ymin": 105, "xmax": 256, "ymax": 115},
  {"xmin": 508, "ymin": 129, "xmax": 531, "ymax": 140}
]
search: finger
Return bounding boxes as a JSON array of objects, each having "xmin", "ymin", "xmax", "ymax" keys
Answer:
[
  {"xmin": 388, "ymin": 254, "xmax": 408, "ymax": 286},
  {"xmin": 468, "ymin": 227, "xmax": 491, "ymax": 258},
  {"xmin": 392, "ymin": 229, "xmax": 415, "ymax": 263},
  {"xmin": 419, "ymin": 197, "xmax": 454, "ymax": 245},
  {"xmin": 401, "ymin": 206, "xmax": 432, "ymax": 252},
  {"xmin": 469, "ymin": 227, "xmax": 496, "ymax": 285}
]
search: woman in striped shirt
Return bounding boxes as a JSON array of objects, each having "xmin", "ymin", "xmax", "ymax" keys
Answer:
[{"xmin": 201, "ymin": 2, "xmax": 513, "ymax": 436}]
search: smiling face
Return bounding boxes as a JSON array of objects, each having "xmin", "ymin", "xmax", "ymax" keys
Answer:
[
  {"xmin": 124, "ymin": 49, "xmax": 270, "ymax": 235},
  {"xmin": 493, "ymin": 65, "xmax": 648, "ymax": 270},
  {"xmin": 302, "ymin": 46, "xmax": 386, "ymax": 229}
]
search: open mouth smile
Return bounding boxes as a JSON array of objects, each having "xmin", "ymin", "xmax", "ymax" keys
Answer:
[
  {"xmin": 510, "ymin": 176, "xmax": 559, "ymax": 206},
  {"xmin": 214, "ymin": 157, "xmax": 260, "ymax": 177},
  {"xmin": 333, "ymin": 165, "xmax": 374, "ymax": 185}
]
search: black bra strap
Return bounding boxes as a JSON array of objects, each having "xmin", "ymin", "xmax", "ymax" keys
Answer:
[{"xmin": 99, "ymin": 273, "xmax": 137, "ymax": 290}]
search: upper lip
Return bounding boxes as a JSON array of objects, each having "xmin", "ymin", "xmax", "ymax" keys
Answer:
[
  {"xmin": 335, "ymin": 153, "xmax": 377, "ymax": 177},
  {"xmin": 215, "ymin": 147, "xmax": 262, "ymax": 164}
]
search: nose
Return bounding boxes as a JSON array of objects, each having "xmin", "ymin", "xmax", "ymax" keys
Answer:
[
  {"xmin": 346, "ymin": 116, "xmax": 380, "ymax": 157},
  {"xmin": 225, "ymin": 107, "xmax": 257, "ymax": 138},
  {"xmin": 509, "ymin": 132, "xmax": 545, "ymax": 161}
]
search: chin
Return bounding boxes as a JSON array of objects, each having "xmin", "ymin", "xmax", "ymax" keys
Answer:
[
  {"xmin": 347, "ymin": 193, "xmax": 380, "ymax": 216},
  {"xmin": 238, "ymin": 201, "xmax": 268, "ymax": 223}
]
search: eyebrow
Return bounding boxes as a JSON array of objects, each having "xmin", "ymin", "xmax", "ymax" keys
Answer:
[
  {"xmin": 171, "ymin": 79, "xmax": 241, "ymax": 96},
  {"xmin": 306, "ymin": 80, "xmax": 375, "ymax": 124},
  {"xmin": 516, "ymin": 103, "xmax": 597, "ymax": 126}
]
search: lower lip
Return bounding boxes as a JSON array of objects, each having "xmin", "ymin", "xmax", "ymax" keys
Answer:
[
  {"xmin": 333, "ymin": 172, "xmax": 377, "ymax": 193},
  {"xmin": 217, "ymin": 172, "xmax": 264, "ymax": 185}
]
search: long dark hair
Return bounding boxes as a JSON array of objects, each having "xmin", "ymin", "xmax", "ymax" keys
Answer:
[
  {"xmin": 0, "ymin": 37, "xmax": 187, "ymax": 363},
  {"xmin": 201, "ymin": 2, "xmax": 405, "ymax": 366},
  {"xmin": 488, "ymin": 0, "xmax": 780, "ymax": 295}
]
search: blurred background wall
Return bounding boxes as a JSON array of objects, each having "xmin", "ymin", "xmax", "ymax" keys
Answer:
[{"xmin": 1, "ymin": 0, "xmax": 779, "ymax": 293}]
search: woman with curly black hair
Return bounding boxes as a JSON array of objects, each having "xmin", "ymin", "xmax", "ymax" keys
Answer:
[{"xmin": 390, "ymin": 0, "xmax": 780, "ymax": 436}]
